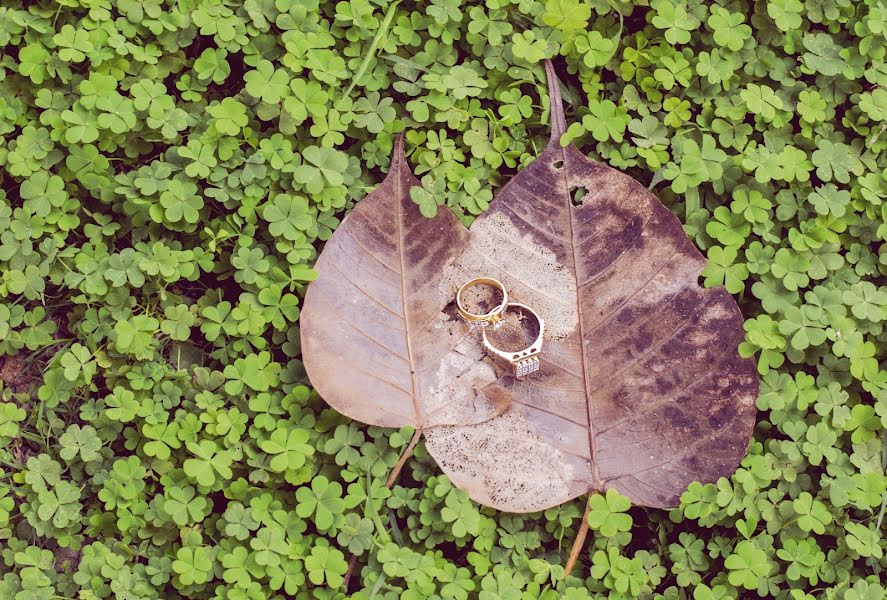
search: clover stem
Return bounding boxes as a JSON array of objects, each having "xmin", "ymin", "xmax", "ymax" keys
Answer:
[
  {"xmin": 336, "ymin": 0, "xmax": 401, "ymax": 111},
  {"xmin": 343, "ymin": 428, "xmax": 424, "ymax": 590},
  {"xmin": 564, "ymin": 495, "xmax": 593, "ymax": 578},
  {"xmin": 876, "ymin": 430, "xmax": 887, "ymax": 531}
]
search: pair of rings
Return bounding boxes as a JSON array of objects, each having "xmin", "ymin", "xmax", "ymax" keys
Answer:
[{"xmin": 456, "ymin": 277, "xmax": 544, "ymax": 379}]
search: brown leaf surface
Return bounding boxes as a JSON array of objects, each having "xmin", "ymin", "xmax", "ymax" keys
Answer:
[
  {"xmin": 302, "ymin": 62, "xmax": 758, "ymax": 511},
  {"xmin": 423, "ymin": 61, "xmax": 758, "ymax": 510},
  {"xmin": 301, "ymin": 135, "xmax": 510, "ymax": 431}
]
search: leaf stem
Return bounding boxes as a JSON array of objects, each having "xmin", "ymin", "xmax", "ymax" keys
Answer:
[
  {"xmin": 564, "ymin": 494, "xmax": 593, "ymax": 578},
  {"xmin": 343, "ymin": 427, "xmax": 423, "ymax": 590},
  {"xmin": 386, "ymin": 427, "xmax": 422, "ymax": 487},
  {"xmin": 543, "ymin": 59, "xmax": 567, "ymax": 142}
]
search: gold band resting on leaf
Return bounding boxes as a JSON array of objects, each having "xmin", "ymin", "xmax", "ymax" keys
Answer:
[{"xmin": 456, "ymin": 277, "xmax": 508, "ymax": 326}]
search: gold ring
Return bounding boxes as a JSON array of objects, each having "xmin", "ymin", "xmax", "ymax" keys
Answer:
[
  {"xmin": 456, "ymin": 277, "xmax": 508, "ymax": 326},
  {"xmin": 481, "ymin": 302, "xmax": 544, "ymax": 379}
]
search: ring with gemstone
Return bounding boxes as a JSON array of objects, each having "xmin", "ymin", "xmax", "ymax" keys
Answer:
[
  {"xmin": 481, "ymin": 302, "xmax": 544, "ymax": 379},
  {"xmin": 456, "ymin": 277, "xmax": 508, "ymax": 327}
]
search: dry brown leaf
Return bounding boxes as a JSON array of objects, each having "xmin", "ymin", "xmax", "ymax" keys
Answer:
[
  {"xmin": 302, "ymin": 62, "xmax": 758, "ymax": 516},
  {"xmin": 301, "ymin": 135, "xmax": 510, "ymax": 433},
  {"xmin": 423, "ymin": 61, "xmax": 758, "ymax": 511}
]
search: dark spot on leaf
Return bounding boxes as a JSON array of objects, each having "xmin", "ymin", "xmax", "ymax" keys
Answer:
[
  {"xmin": 662, "ymin": 405, "xmax": 694, "ymax": 429},
  {"xmin": 707, "ymin": 405, "xmax": 733, "ymax": 429},
  {"xmin": 632, "ymin": 329, "xmax": 653, "ymax": 353}
]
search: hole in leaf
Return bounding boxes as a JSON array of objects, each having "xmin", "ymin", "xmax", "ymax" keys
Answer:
[
  {"xmin": 569, "ymin": 185, "xmax": 589, "ymax": 206},
  {"xmin": 553, "ymin": 160, "xmax": 563, "ymax": 169}
]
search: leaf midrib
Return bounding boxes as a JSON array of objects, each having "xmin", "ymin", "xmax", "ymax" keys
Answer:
[
  {"xmin": 557, "ymin": 146, "xmax": 602, "ymax": 491},
  {"xmin": 394, "ymin": 153, "xmax": 423, "ymax": 429},
  {"xmin": 544, "ymin": 59, "xmax": 601, "ymax": 490}
]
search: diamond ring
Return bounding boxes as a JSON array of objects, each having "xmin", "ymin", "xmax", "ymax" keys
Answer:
[{"xmin": 481, "ymin": 302, "xmax": 544, "ymax": 379}]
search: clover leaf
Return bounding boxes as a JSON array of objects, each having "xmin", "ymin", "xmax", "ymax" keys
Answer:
[
  {"xmin": 172, "ymin": 547, "xmax": 214, "ymax": 586},
  {"xmin": 262, "ymin": 194, "xmax": 314, "ymax": 241},
  {"xmin": 512, "ymin": 31, "xmax": 548, "ymax": 64},
  {"xmin": 740, "ymin": 83, "xmax": 784, "ymax": 120},
  {"xmin": 161, "ymin": 304, "xmax": 195, "ymax": 341},
  {"xmin": 59, "ymin": 424, "xmax": 102, "ymax": 462},
  {"xmin": 296, "ymin": 475, "xmax": 345, "ymax": 531},
  {"xmin": 53, "ymin": 25, "xmax": 93, "ymax": 63},
  {"xmin": 542, "ymin": 0, "xmax": 591, "ymax": 33},
  {"xmin": 586, "ymin": 489, "xmax": 633, "ymax": 538},
  {"xmin": 207, "ymin": 97, "xmax": 249, "ymax": 136},
  {"xmin": 35, "ymin": 481, "xmax": 82, "ymax": 528},
  {"xmin": 293, "ymin": 146, "xmax": 348, "ymax": 195},
  {"xmin": 651, "ymin": 0, "xmax": 701, "ymax": 45},
  {"xmin": 161, "ymin": 485, "xmax": 209, "ymax": 527},
  {"xmin": 183, "ymin": 440, "xmax": 234, "ymax": 487},
  {"xmin": 663, "ymin": 135, "xmax": 727, "ymax": 193},
  {"xmin": 261, "ymin": 426, "xmax": 315, "ymax": 473},
  {"xmin": 304, "ymin": 542, "xmax": 347, "ymax": 588},
  {"xmin": 159, "ymin": 179, "xmax": 204, "ymax": 225},
  {"xmin": 143, "ymin": 419, "xmax": 182, "ymax": 460},
  {"xmin": 223, "ymin": 351, "xmax": 281, "ymax": 394},
  {"xmin": 792, "ymin": 492, "xmax": 833, "ymax": 534},
  {"xmin": 577, "ymin": 99, "xmax": 631, "ymax": 144},
  {"xmin": 245, "ymin": 60, "xmax": 291, "ymax": 104},
  {"xmin": 725, "ymin": 540, "xmax": 770, "ymax": 590},
  {"xmin": 802, "ymin": 32, "xmax": 844, "ymax": 76},
  {"xmin": 114, "ymin": 315, "xmax": 159, "ymax": 359},
  {"xmin": 707, "ymin": 7, "xmax": 751, "ymax": 51},
  {"xmin": 767, "ymin": 0, "xmax": 804, "ymax": 32},
  {"xmin": 703, "ymin": 245, "xmax": 749, "ymax": 294}
]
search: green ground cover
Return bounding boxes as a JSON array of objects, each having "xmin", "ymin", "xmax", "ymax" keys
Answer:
[{"xmin": 0, "ymin": 0, "xmax": 885, "ymax": 598}]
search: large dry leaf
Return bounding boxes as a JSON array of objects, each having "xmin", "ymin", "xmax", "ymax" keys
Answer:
[
  {"xmin": 302, "ymin": 63, "xmax": 758, "ymax": 512},
  {"xmin": 301, "ymin": 135, "xmax": 509, "ymax": 431},
  {"xmin": 423, "ymin": 61, "xmax": 759, "ymax": 510}
]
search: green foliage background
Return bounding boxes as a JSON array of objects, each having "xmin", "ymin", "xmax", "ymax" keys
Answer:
[{"xmin": 0, "ymin": 0, "xmax": 885, "ymax": 598}]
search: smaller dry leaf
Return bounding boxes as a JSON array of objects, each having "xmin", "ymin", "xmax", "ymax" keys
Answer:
[{"xmin": 301, "ymin": 135, "xmax": 510, "ymax": 432}]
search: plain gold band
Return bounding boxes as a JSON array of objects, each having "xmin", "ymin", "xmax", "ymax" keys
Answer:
[{"xmin": 456, "ymin": 277, "xmax": 508, "ymax": 326}]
